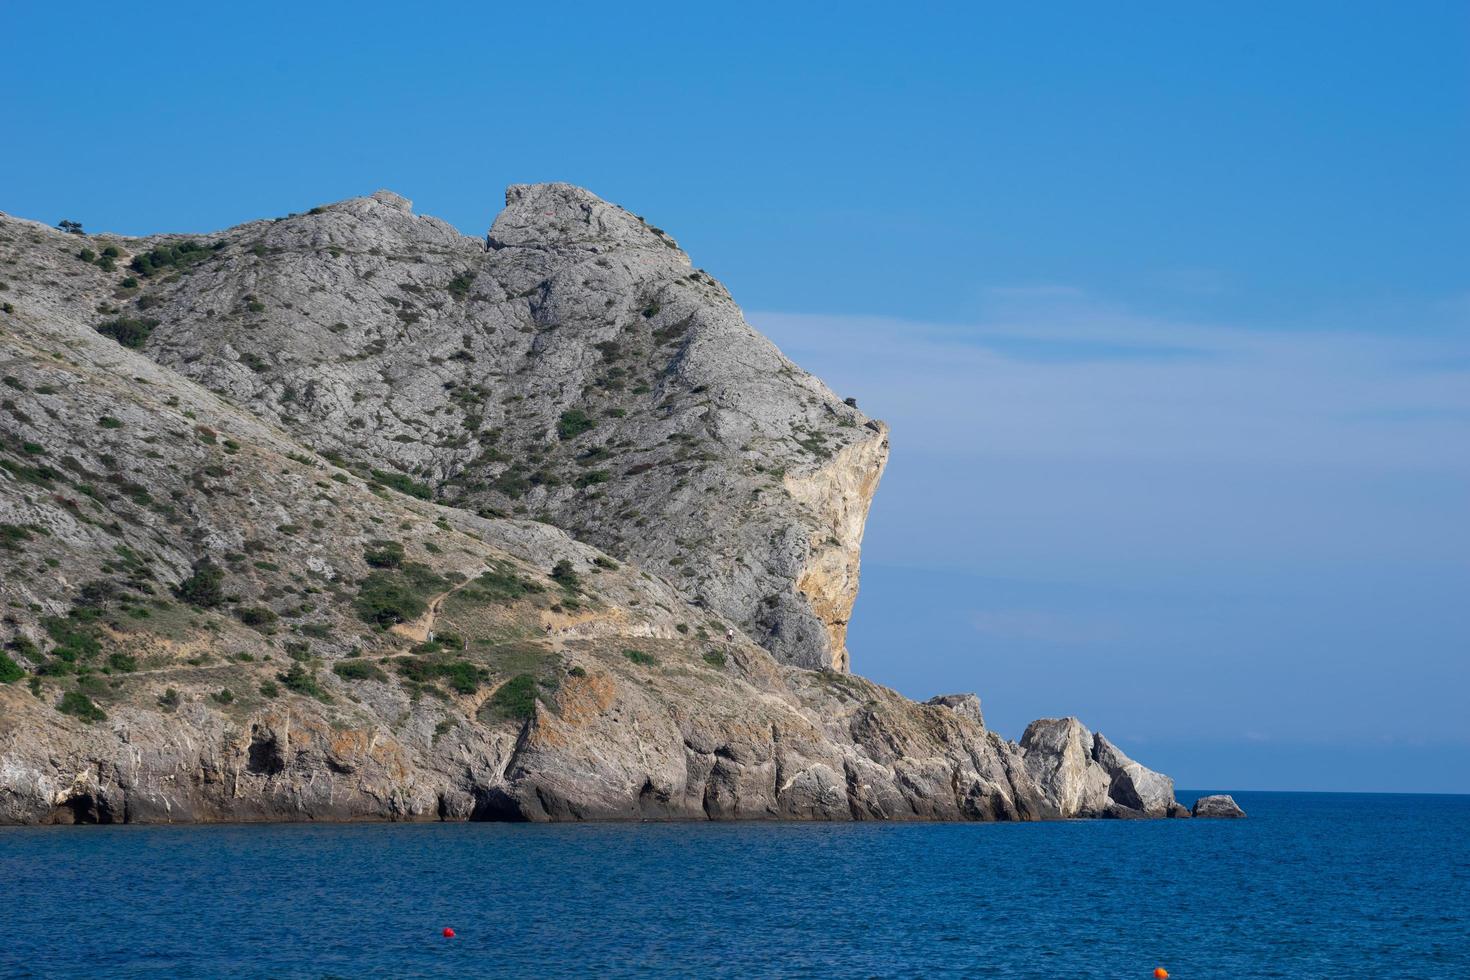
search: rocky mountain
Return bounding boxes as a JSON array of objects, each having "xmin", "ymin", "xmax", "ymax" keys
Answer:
[
  {"xmin": 100, "ymin": 185, "xmax": 884, "ymax": 671},
  {"xmin": 0, "ymin": 188, "xmax": 1187, "ymax": 824}
]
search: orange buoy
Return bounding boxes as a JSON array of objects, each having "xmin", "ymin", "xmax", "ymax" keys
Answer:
[
  {"xmin": 443, "ymin": 927, "xmax": 456, "ymax": 938},
  {"xmin": 1153, "ymin": 969, "xmax": 1168, "ymax": 979}
]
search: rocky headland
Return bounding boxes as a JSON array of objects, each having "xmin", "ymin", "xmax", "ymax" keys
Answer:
[{"xmin": 1, "ymin": 185, "xmax": 1193, "ymax": 823}]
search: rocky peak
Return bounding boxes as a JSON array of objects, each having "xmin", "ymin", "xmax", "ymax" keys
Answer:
[
  {"xmin": 368, "ymin": 189, "xmax": 413, "ymax": 213},
  {"xmin": 490, "ymin": 182, "xmax": 680, "ymax": 254}
]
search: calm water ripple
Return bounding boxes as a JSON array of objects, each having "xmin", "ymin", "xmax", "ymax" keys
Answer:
[{"xmin": 2, "ymin": 791, "xmax": 1466, "ymax": 978}]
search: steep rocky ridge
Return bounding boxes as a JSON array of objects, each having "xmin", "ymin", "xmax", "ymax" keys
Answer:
[
  {"xmin": 73, "ymin": 185, "xmax": 884, "ymax": 671},
  {"xmin": 0, "ymin": 197, "xmax": 1183, "ymax": 825}
]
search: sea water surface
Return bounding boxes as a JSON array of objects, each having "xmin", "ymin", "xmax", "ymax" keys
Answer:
[{"xmin": 2, "ymin": 791, "xmax": 1466, "ymax": 978}]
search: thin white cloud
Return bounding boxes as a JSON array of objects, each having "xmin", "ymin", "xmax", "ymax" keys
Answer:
[{"xmin": 752, "ymin": 300, "xmax": 1470, "ymax": 471}]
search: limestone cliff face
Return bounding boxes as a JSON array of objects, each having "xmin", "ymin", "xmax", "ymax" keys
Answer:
[{"xmin": 783, "ymin": 425, "xmax": 889, "ymax": 671}]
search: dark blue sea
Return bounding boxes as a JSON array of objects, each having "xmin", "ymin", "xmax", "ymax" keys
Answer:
[{"xmin": 2, "ymin": 792, "xmax": 1466, "ymax": 978}]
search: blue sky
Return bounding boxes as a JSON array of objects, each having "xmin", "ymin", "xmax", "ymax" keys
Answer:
[{"xmin": 3, "ymin": 2, "xmax": 1466, "ymax": 791}]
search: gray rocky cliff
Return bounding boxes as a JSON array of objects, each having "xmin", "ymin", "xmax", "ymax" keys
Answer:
[
  {"xmin": 0, "ymin": 191, "xmax": 1183, "ymax": 825},
  {"xmin": 87, "ymin": 184, "xmax": 885, "ymax": 671}
]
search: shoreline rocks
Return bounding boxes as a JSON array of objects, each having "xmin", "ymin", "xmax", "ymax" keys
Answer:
[{"xmin": 1019, "ymin": 718, "xmax": 1191, "ymax": 819}]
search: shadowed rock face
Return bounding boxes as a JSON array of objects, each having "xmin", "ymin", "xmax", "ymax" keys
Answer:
[
  {"xmin": 0, "ymin": 191, "xmax": 1182, "ymax": 825},
  {"xmin": 94, "ymin": 184, "xmax": 886, "ymax": 671}
]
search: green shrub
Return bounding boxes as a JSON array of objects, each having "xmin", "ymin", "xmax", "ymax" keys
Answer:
[
  {"xmin": 98, "ymin": 415, "xmax": 122, "ymax": 429},
  {"xmin": 175, "ymin": 559, "xmax": 224, "ymax": 608},
  {"xmin": 332, "ymin": 658, "xmax": 387, "ymax": 682},
  {"xmin": 484, "ymin": 673, "xmax": 539, "ymax": 721},
  {"xmin": 439, "ymin": 660, "xmax": 482, "ymax": 694},
  {"xmin": 95, "ymin": 316, "xmax": 159, "ymax": 349},
  {"xmin": 158, "ymin": 687, "xmax": 180, "ymax": 710},
  {"xmin": 550, "ymin": 560, "xmax": 580, "ymax": 589},
  {"xmin": 353, "ymin": 563, "xmax": 447, "ymax": 627},
  {"xmin": 58, "ymin": 690, "xmax": 106, "ymax": 723},
  {"xmin": 211, "ymin": 688, "xmax": 235, "ymax": 705},
  {"xmin": 278, "ymin": 662, "xmax": 331, "ymax": 702},
  {"xmin": 259, "ymin": 680, "xmax": 280, "ymax": 698},
  {"xmin": 0, "ymin": 652, "xmax": 24, "ymax": 683},
  {"xmin": 0, "ymin": 523, "xmax": 35, "ymax": 552},
  {"xmin": 460, "ymin": 565, "xmax": 543, "ymax": 603},
  {"xmin": 575, "ymin": 470, "xmax": 610, "ymax": 488},
  {"xmin": 492, "ymin": 469, "xmax": 530, "ymax": 498},
  {"xmin": 44, "ymin": 613, "xmax": 101, "ymax": 666},
  {"xmin": 394, "ymin": 655, "xmax": 485, "ymax": 695},
  {"xmin": 567, "ymin": 665, "xmax": 587, "ymax": 678},
  {"xmin": 129, "ymin": 240, "xmax": 214, "ymax": 277},
  {"xmin": 0, "ymin": 456, "xmax": 61, "ymax": 486},
  {"xmin": 107, "ymin": 652, "xmax": 138, "ymax": 673},
  {"xmin": 702, "ymin": 649, "xmax": 727, "ymax": 668},
  {"xmin": 355, "ymin": 572, "xmax": 427, "ymax": 626},
  {"xmin": 557, "ymin": 409, "xmax": 597, "ymax": 440},
  {"xmin": 447, "ymin": 271, "xmax": 474, "ymax": 299},
  {"xmin": 623, "ymin": 649, "xmax": 656, "ymax": 666},
  {"xmin": 235, "ymin": 606, "xmax": 278, "ymax": 632},
  {"xmin": 363, "ymin": 540, "xmax": 405, "ymax": 569},
  {"xmin": 370, "ymin": 469, "xmax": 433, "ymax": 500}
]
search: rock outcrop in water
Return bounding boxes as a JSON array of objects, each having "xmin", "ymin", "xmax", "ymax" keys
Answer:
[
  {"xmin": 0, "ymin": 187, "xmax": 1183, "ymax": 824},
  {"xmin": 1191, "ymin": 794, "xmax": 1246, "ymax": 818},
  {"xmin": 1019, "ymin": 717, "xmax": 1190, "ymax": 818}
]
